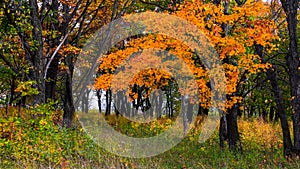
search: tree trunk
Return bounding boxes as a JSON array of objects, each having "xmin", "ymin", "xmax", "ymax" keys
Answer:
[
  {"xmin": 45, "ymin": 0, "xmax": 60, "ymax": 102},
  {"xmin": 256, "ymin": 44, "xmax": 293, "ymax": 156},
  {"xmin": 63, "ymin": 71, "xmax": 75, "ymax": 128},
  {"xmin": 105, "ymin": 89, "xmax": 112, "ymax": 116},
  {"xmin": 280, "ymin": 0, "xmax": 300, "ymax": 155},
  {"xmin": 270, "ymin": 71, "xmax": 293, "ymax": 156},
  {"xmin": 97, "ymin": 90, "xmax": 102, "ymax": 113},
  {"xmin": 155, "ymin": 90, "xmax": 163, "ymax": 118},
  {"xmin": 45, "ymin": 56, "xmax": 59, "ymax": 101},
  {"xmin": 216, "ymin": 0, "xmax": 241, "ymax": 151},
  {"xmin": 269, "ymin": 106, "xmax": 274, "ymax": 122},
  {"xmin": 219, "ymin": 112, "xmax": 227, "ymax": 150},
  {"xmin": 198, "ymin": 105, "xmax": 208, "ymax": 116},
  {"xmin": 226, "ymin": 105, "xmax": 242, "ymax": 151},
  {"xmin": 29, "ymin": 0, "xmax": 45, "ymax": 104}
]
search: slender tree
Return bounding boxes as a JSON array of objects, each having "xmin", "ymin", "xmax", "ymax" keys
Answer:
[{"xmin": 280, "ymin": 0, "xmax": 300, "ymax": 155}]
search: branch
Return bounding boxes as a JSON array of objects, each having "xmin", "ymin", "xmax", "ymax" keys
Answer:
[
  {"xmin": 111, "ymin": 0, "xmax": 119, "ymax": 22},
  {"xmin": 68, "ymin": 0, "xmax": 83, "ymax": 22},
  {"xmin": 80, "ymin": 1, "xmax": 106, "ymax": 36},
  {"xmin": 242, "ymin": 78, "xmax": 268, "ymax": 98},
  {"xmin": 44, "ymin": 32, "xmax": 70, "ymax": 79},
  {"xmin": 0, "ymin": 53, "xmax": 20, "ymax": 75},
  {"xmin": 69, "ymin": 0, "xmax": 93, "ymax": 34}
]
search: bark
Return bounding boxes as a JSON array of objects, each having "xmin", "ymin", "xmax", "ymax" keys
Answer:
[
  {"xmin": 214, "ymin": 0, "xmax": 241, "ymax": 151},
  {"xmin": 115, "ymin": 105, "xmax": 120, "ymax": 116},
  {"xmin": 269, "ymin": 106, "xmax": 275, "ymax": 122},
  {"xmin": 96, "ymin": 90, "xmax": 102, "ymax": 113},
  {"xmin": 280, "ymin": 0, "xmax": 300, "ymax": 155},
  {"xmin": 256, "ymin": 44, "xmax": 293, "ymax": 156},
  {"xmin": 219, "ymin": 113, "xmax": 227, "ymax": 150},
  {"xmin": 105, "ymin": 89, "xmax": 112, "ymax": 116},
  {"xmin": 166, "ymin": 89, "xmax": 172, "ymax": 117},
  {"xmin": 45, "ymin": 0, "xmax": 60, "ymax": 102},
  {"xmin": 269, "ymin": 68, "xmax": 293, "ymax": 156},
  {"xmin": 61, "ymin": 3, "xmax": 75, "ymax": 127},
  {"xmin": 155, "ymin": 90, "xmax": 163, "ymax": 118},
  {"xmin": 198, "ymin": 105, "xmax": 208, "ymax": 116},
  {"xmin": 226, "ymin": 104, "xmax": 242, "ymax": 151},
  {"xmin": 62, "ymin": 71, "xmax": 75, "ymax": 128},
  {"xmin": 29, "ymin": 0, "xmax": 45, "ymax": 104},
  {"xmin": 262, "ymin": 109, "xmax": 268, "ymax": 122},
  {"xmin": 45, "ymin": 56, "xmax": 59, "ymax": 101}
]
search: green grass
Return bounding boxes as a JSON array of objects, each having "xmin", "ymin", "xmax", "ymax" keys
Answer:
[{"xmin": 1, "ymin": 105, "xmax": 300, "ymax": 168}]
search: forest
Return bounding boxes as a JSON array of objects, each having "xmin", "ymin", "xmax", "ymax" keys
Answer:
[{"xmin": 0, "ymin": 0, "xmax": 300, "ymax": 168}]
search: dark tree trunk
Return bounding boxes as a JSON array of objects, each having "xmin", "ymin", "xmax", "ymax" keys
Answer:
[
  {"xmin": 45, "ymin": 56, "xmax": 59, "ymax": 101},
  {"xmin": 213, "ymin": 0, "xmax": 242, "ymax": 151},
  {"xmin": 62, "ymin": 72, "xmax": 75, "ymax": 128},
  {"xmin": 29, "ymin": 0, "xmax": 45, "ymax": 104},
  {"xmin": 256, "ymin": 44, "xmax": 293, "ymax": 156},
  {"xmin": 115, "ymin": 105, "xmax": 120, "ymax": 116},
  {"xmin": 97, "ymin": 90, "xmax": 102, "ymax": 113},
  {"xmin": 259, "ymin": 108, "xmax": 263, "ymax": 119},
  {"xmin": 262, "ymin": 109, "xmax": 268, "ymax": 122},
  {"xmin": 198, "ymin": 105, "xmax": 209, "ymax": 116},
  {"xmin": 219, "ymin": 112, "xmax": 227, "ymax": 150},
  {"xmin": 45, "ymin": 0, "xmax": 60, "ymax": 102},
  {"xmin": 166, "ymin": 94, "xmax": 171, "ymax": 118},
  {"xmin": 280, "ymin": 0, "xmax": 300, "ymax": 155},
  {"xmin": 275, "ymin": 111, "xmax": 279, "ymax": 122},
  {"xmin": 105, "ymin": 89, "xmax": 112, "ymax": 116},
  {"xmin": 42, "ymin": 0, "xmax": 73, "ymax": 110},
  {"xmin": 269, "ymin": 69, "xmax": 293, "ymax": 156},
  {"xmin": 226, "ymin": 105, "xmax": 242, "ymax": 151},
  {"xmin": 269, "ymin": 106, "xmax": 275, "ymax": 122},
  {"xmin": 132, "ymin": 101, "xmax": 137, "ymax": 117}
]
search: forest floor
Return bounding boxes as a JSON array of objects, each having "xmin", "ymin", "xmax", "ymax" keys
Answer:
[{"xmin": 1, "ymin": 106, "xmax": 300, "ymax": 168}]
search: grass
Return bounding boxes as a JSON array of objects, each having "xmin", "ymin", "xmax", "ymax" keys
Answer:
[{"xmin": 0, "ymin": 105, "xmax": 300, "ymax": 168}]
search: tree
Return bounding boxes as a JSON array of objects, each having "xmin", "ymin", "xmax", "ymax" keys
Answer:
[
  {"xmin": 256, "ymin": 43, "xmax": 293, "ymax": 156},
  {"xmin": 280, "ymin": 0, "xmax": 300, "ymax": 155},
  {"xmin": 94, "ymin": 0, "xmax": 279, "ymax": 151},
  {"xmin": 0, "ymin": 0, "xmax": 135, "ymax": 127},
  {"xmin": 174, "ymin": 0, "xmax": 278, "ymax": 150}
]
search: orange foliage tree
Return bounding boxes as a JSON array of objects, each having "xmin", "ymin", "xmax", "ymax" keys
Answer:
[{"xmin": 94, "ymin": 0, "xmax": 278, "ymax": 149}]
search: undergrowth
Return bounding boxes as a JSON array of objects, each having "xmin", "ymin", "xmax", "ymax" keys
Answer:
[{"xmin": 0, "ymin": 105, "xmax": 299, "ymax": 168}]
